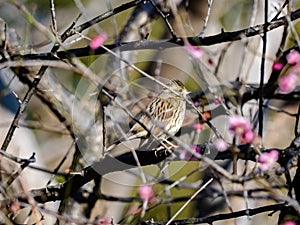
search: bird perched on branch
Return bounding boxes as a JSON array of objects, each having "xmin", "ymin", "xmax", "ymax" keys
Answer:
[{"xmin": 106, "ymin": 79, "xmax": 189, "ymax": 152}]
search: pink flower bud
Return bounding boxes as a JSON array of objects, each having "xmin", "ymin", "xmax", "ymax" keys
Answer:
[
  {"xmin": 282, "ymin": 221, "xmax": 297, "ymax": 225},
  {"xmin": 179, "ymin": 149, "xmax": 188, "ymax": 160},
  {"xmin": 190, "ymin": 144, "xmax": 201, "ymax": 153},
  {"xmin": 242, "ymin": 130, "xmax": 255, "ymax": 143},
  {"xmin": 278, "ymin": 72, "xmax": 298, "ymax": 94},
  {"xmin": 185, "ymin": 44, "xmax": 203, "ymax": 59},
  {"xmin": 214, "ymin": 138, "xmax": 228, "ymax": 152},
  {"xmin": 286, "ymin": 50, "xmax": 300, "ymax": 65},
  {"xmin": 229, "ymin": 115, "xmax": 252, "ymax": 135},
  {"xmin": 193, "ymin": 123, "xmax": 204, "ymax": 132},
  {"xmin": 138, "ymin": 185, "xmax": 154, "ymax": 201},
  {"xmin": 214, "ymin": 97, "xmax": 221, "ymax": 105},
  {"xmin": 258, "ymin": 150, "xmax": 279, "ymax": 171},
  {"xmin": 272, "ymin": 62, "xmax": 284, "ymax": 70},
  {"xmin": 90, "ymin": 32, "xmax": 107, "ymax": 50},
  {"xmin": 229, "ymin": 115, "xmax": 256, "ymax": 144}
]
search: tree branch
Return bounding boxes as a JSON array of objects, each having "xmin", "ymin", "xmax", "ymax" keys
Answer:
[
  {"xmin": 14, "ymin": 142, "xmax": 298, "ymax": 204},
  {"xmin": 141, "ymin": 203, "xmax": 286, "ymax": 225},
  {"xmin": 4, "ymin": 7, "xmax": 300, "ymax": 63}
]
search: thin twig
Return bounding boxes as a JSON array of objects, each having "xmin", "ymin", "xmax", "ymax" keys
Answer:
[
  {"xmin": 50, "ymin": 0, "xmax": 58, "ymax": 37},
  {"xmin": 149, "ymin": 0, "xmax": 177, "ymax": 39},
  {"xmin": 1, "ymin": 66, "xmax": 47, "ymax": 151},
  {"xmin": 198, "ymin": 0, "xmax": 213, "ymax": 36},
  {"xmin": 46, "ymin": 139, "xmax": 77, "ymax": 186},
  {"xmin": 295, "ymin": 103, "xmax": 300, "ymax": 136},
  {"xmin": 145, "ymin": 203, "xmax": 286, "ymax": 225},
  {"xmin": 9, "ymin": 0, "xmax": 56, "ymax": 43},
  {"xmin": 165, "ymin": 178, "xmax": 213, "ymax": 225},
  {"xmin": 271, "ymin": 0, "xmax": 289, "ymax": 22},
  {"xmin": 62, "ymin": 0, "xmax": 147, "ymax": 40}
]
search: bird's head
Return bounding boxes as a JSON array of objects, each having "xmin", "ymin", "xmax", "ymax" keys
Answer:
[{"xmin": 166, "ymin": 80, "xmax": 190, "ymax": 97}]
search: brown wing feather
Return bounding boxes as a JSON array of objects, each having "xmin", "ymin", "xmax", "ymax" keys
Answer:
[{"xmin": 129, "ymin": 83, "xmax": 186, "ymax": 140}]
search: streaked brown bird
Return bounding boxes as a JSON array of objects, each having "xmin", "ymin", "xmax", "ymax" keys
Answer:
[{"xmin": 106, "ymin": 80, "xmax": 189, "ymax": 152}]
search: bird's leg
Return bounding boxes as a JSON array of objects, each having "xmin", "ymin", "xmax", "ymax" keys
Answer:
[
  {"xmin": 163, "ymin": 139, "xmax": 178, "ymax": 148},
  {"xmin": 157, "ymin": 139, "xmax": 177, "ymax": 154}
]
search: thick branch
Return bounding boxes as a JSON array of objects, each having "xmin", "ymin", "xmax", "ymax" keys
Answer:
[
  {"xmin": 5, "ymin": 8, "xmax": 300, "ymax": 63},
  {"xmin": 141, "ymin": 203, "xmax": 286, "ymax": 225},
  {"xmin": 26, "ymin": 149, "xmax": 171, "ymax": 203},
  {"xmin": 18, "ymin": 143, "xmax": 298, "ymax": 204}
]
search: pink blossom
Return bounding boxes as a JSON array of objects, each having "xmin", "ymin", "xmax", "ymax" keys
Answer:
[
  {"xmin": 180, "ymin": 145, "xmax": 201, "ymax": 160},
  {"xmin": 229, "ymin": 115, "xmax": 252, "ymax": 135},
  {"xmin": 65, "ymin": 168, "xmax": 71, "ymax": 174},
  {"xmin": 282, "ymin": 221, "xmax": 297, "ymax": 225},
  {"xmin": 286, "ymin": 50, "xmax": 300, "ymax": 65},
  {"xmin": 258, "ymin": 150, "xmax": 279, "ymax": 171},
  {"xmin": 185, "ymin": 44, "xmax": 203, "ymax": 59},
  {"xmin": 193, "ymin": 123, "xmax": 204, "ymax": 132},
  {"xmin": 278, "ymin": 72, "xmax": 298, "ymax": 94},
  {"xmin": 190, "ymin": 144, "xmax": 201, "ymax": 153},
  {"xmin": 138, "ymin": 185, "xmax": 154, "ymax": 201},
  {"xmin": 214, "ymin": 97, "xmax": 221, "ymax": 105},
  {"xmin": 214, "ymin": 138, "xmax": 228, "ymax": 152},
  {"xmin": 179, "ymin": 149, "xmax": 189, "ymax": 160},
  {"xmin": 272, "ymin": 62, "xmax": 284, "ymax": 70},
  {"xmin": 242, "ymin": 129, "xmax": 255, "ymax": 143},
  {"xmin": 90, "ymin": 32, "xmax": 107, "ymax": 50},
  {"xmin": 229, "ymin": 115, "xmax": 255, "ymax": 144}
]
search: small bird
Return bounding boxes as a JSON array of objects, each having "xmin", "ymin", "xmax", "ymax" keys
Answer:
[{"xmin": 106, "ymin": 80, "xmax": 189, "ymax": 152}]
